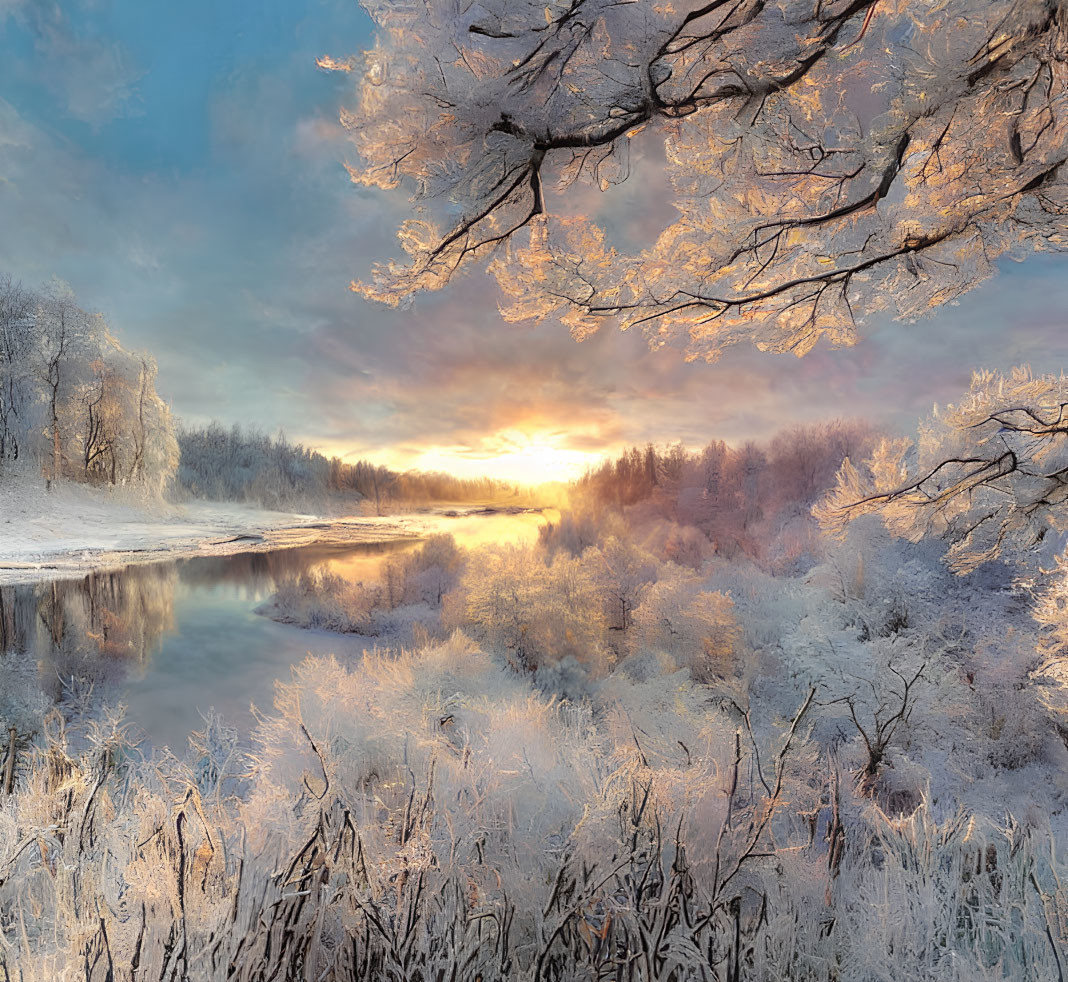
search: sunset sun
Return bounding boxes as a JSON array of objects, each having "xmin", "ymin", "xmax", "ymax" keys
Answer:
[{"xmin": 412, "ymin": 429, "xmax": 602, "ymax": 485}]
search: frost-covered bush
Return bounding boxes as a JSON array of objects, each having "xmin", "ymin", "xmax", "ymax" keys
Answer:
[
  {"xmin": 630, "ymin": 565, "xmax": 742, "ymax": 685},
  {"xmin": 1026, "ymin": 547, "xmax": 1068, "ymax": 751},
  {"xmin": 382, "ymin": 533, "xmax": 465, "ymax": 607},
  {"xmin": 0, "ymin": 637, "xmax": 833, "ymax": 982},
  {"xmin": 449, "ymin": 545, "xmax": 607, "ymax": 673},
  {"xmin": 267, "ymin": 568, "xmax": 385, "ymax": 634},
  {"xmin": 809, "ymin": 517, "xmax": 955, "ymax": 641},
  {"xmin": 264, "ymin": 536, "xmax": 465, "ymax": 640},
  {"xmin": 585, "ymin": 535, "xmax": 659, "ymax": 633}
]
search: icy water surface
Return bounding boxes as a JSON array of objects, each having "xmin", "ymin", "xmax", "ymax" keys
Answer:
[{"xmin": 0, "ymin": 510, "xmax": 548, "ymax": 750}]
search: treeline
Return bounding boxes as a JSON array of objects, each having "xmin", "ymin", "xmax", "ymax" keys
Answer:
[
  {"xmin": 176, "ymin": 425, "xmax": 332, "ymax": 509},
  {"xmin": 573, "ymin": 420, "xmax": 877, "ymax": 569},
  {"xmin": 177, "ymin": 422, "xmax": 519, "ymax": 510},
  {"xmin": 328, "ymin": 457, "xmax": 515, "ymax": 510},
  {"xmin": 0, "ymin": 274, "xmax": 177, "ymax": 493}
]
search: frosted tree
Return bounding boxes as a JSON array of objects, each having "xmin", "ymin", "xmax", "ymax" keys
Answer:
[
  {"xmin": 588, "ymin": 535, "xmax": 658, "ymax": 632},
  {"xmin": 127, "ymin": 355, "xmax": 179, "ymax": 496},
  {"xmin": 333, "ymin": 0, "xmax": 1068, "ymax": 358},
  {"xmin": 1032, "ymin": 547, "xmax": 1068, "ymax": 748},
  {"xmin": 0, "ymin": 275, "xmax": 178, "ymax": 494},
  {"xmin": 817, "ymin": 367, "xmax": 1068, "ymax": 572},
  {"xmin": 0, "ymin": 275, "xmax": 34, "ymax": 468},
  {"xmin": 31, "ymin": 282, "xmax": 92, "ymax": 487},
  {"xmin": 90, "ymin": 352, "xmax": 178, "ymax": 492},
  {"xmin": 61, "ymin": 322, "xmax": 177, "ymax": 492},
  {"xmin": 454, "ymin": 545, "xmax": 606, "ymax": 671}
]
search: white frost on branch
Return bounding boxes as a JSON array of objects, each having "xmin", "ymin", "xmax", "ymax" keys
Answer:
[{"xmin": 338, "ymin": 0, "xmax": 1068, "ymax": 359}]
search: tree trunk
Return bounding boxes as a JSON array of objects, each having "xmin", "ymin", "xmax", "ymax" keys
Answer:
[{"xmin": 3, "ymin": 727, "xmax": 16, "ymax": 795}]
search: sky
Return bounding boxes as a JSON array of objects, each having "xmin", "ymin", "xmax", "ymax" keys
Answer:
[{"xmin": 3, "ymin": 0, "xmax": 1068, "ymax": 483}]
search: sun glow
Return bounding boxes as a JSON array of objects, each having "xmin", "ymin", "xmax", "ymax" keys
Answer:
[{"xmin": 410, "ymin": 429, "xmax": 602, "ymax": 485}]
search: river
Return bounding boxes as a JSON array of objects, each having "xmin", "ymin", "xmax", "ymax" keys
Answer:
[{"xmin": 0, "ymin": 509, "xmax": 550, "ymax": 750}]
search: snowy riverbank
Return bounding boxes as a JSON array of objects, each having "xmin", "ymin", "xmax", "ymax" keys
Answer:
[{"xmin": 0, "ymin": 478, "xmax": 426, "ymax": 583}]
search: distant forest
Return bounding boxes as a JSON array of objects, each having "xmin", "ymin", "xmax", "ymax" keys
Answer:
[
  {"xmin": 176, "ymin": 423, "xmax": 518, "ymax": 510},
  {"xmin": 566, "ymin": 421, "xmax": 877, "ymax": 571},
  {"xmin": 2, "ymin": 271, "xmax": 877, "ymax": 518}
]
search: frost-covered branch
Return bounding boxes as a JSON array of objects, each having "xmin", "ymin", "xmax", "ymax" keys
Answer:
[
  {"xmin": 337, "ymin": 0, "xmax": 1068, "ymax": 359},
  {"xmin": 816, "ymin": 367, "xmax": 1068, "ymax": 572}
]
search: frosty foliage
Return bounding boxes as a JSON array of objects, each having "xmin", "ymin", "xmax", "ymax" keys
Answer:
[
  {"xmin": 629, "ymin": 567, "xmax": 742, "ymax": 685},
  {"xmin": 817, "ymin": 367, "xmax": 1068, "ymax": 572},
  {"xmin": 1, "ymin": 623, "xmax": 1065, "ymax": 980},
  {"xmin": 266, "ymin": 535, "xmax": 466, "ymax": 639},
  {"xmin": 0, "ymin": 275, "xmax": 178, "ymax": 493},
  {"xmin": 1033, "ymin": 548, "xmax": 1068, "ymax": 750},
  {"xmin": 337, "ymin": 0, "xmax": 1068, "ymax": 359},
  {"xmin": 449, "ymin": 544, "xmax": 608, "ymax": 673}
]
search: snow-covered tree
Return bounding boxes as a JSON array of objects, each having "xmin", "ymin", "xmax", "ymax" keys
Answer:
[
  {"xmin": 334, "ymin": 0, "xmax": 1068, "ymax": 359},
  {"xmin": 31, "ymin": 282, "xmax": 93, "ymax": 487},
  {"xmin": 818, "ymin": 367, "xmax": 1068, "ymax": 572},
  {"xmin": 587, "ymin": 535, "xmax": 658, "ymax": 632},
  {"xmin": 452, "ymin": 545, "xmax": 606, "ymax": 672},
  {"xmin": 0, "ymin": 275, "xmax": 178, "ymax": 494},
  {"xmin": 0, "ymin": 274, "xmax": 35, "ymax": 469}
]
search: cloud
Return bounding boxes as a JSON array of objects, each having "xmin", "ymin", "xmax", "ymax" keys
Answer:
[
  {"xmin": 294, "ymin": 245, "xmax": 1068, "ymax": 469},
  {"xmin": 4, "ymin": 0, "xmax": 144, "ymax": 125},
  {"xmin": 0, "ymin": 0, "xmax": 27, "ymax": 23}
]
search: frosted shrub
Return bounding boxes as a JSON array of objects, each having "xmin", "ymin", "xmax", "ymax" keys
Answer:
[
  {"xmin": 268, "ymin": 568, "xmax": 384, "ymax": 634},
  {"xmin": 630, "ymin": 566, "xmax": 743, "ymax": 685},
  {"xmin": 451, "ymin": 545, "xmax": 607, "ymax": 673},
  {"xmin": 1034, "ymin": 549, "xmax": 1068, "ymax": 747},
  {"xmin": 1, "ymin": 633, "xmax": 1064, "ymax": 981},
  {"xmin": 265, "ymin": 536, "xmax": 464, "ymax": 639},
  {"xmin": 394, "ymin": 533, "xmax": 464, "ymax": 606},
  {"xmin": 832, "ymin": 808, "xmax": 1065, "ymax": 981},
  {"xmin": 586, "ymin": 536, "xmax": 659, "ymax": 633},
  {"xmin": 968, "ymin": 632, "xmax": 1049, "ymax": 771},
  {"xmin": 0, "ymin": 635, "xmax": 842, "ymax": 981},
  {"xmin": 811, "ymin": 519, "xmax": 953, "ymax": 641},
  {"xmin": 703, "ymin": 558, "xmax": 808, "ymax": 655}
]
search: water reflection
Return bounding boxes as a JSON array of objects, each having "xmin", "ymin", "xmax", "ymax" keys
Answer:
[
  {"xmin": 0, "ymin": 564, "xmax": 178, "ymax": 703},
  {"xmin": 0, "ymin": 539, "xmax": 417, "ymax": 749},
  {"xmin": 0, "ymin": 510, "xmax": 550, "ymax": 749}
]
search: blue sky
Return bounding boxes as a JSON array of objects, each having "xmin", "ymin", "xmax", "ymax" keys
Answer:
[{"xmin": 2, "ymin": 0, "xmax": 1068, "ymax": 479}]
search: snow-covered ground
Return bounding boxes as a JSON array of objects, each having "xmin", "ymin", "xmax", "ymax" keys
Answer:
[{"xmin": 0, "ymin": 477, "xmax": 427, "ymax": 583}]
